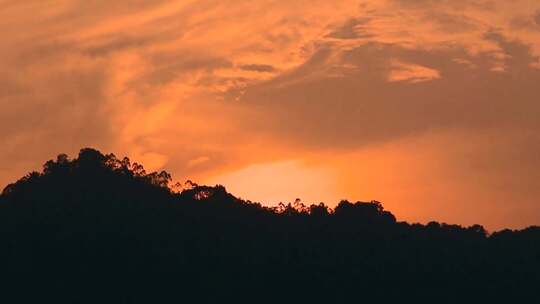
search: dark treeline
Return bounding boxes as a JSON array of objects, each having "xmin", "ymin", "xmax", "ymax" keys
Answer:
[{"xmin": 1, "ymin": 148, "xmax": 539, "ymax": 303}]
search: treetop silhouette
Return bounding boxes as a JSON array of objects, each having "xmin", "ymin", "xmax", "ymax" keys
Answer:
[{"xmin": 0, "ymin": 148, "xmax": 538, "ymax": 303}]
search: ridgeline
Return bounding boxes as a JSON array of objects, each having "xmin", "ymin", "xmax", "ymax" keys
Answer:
[{"xmin": 1, "ymin": 148, "xmax": 539, "ymax": 303}]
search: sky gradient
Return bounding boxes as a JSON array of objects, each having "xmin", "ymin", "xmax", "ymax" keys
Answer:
[{"xmin": 2, "ymin": 0, "xmax": 540, "ymax": 230}]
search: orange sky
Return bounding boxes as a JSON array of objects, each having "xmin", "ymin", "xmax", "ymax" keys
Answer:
[{"xmin": 2, "ymin": 0, "xmax": 540, "ymax": 230}]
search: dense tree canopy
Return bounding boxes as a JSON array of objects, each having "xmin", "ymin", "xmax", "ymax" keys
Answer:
[{"xmin": 0, "ymin": 148, "xmax": 539, "ymax": 303}]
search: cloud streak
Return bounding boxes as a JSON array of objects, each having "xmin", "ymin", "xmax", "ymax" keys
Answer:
[{"xmin": 1, "ymin": 0, "xmax": 540, "ymax": 229}]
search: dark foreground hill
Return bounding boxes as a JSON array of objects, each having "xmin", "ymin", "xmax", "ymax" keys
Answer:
[{"xmin": 1, "ymin": 148, "xmax": 539, "ymax": 303}]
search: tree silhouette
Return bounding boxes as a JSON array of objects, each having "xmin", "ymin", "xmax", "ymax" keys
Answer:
[{"xmin": 0, "ymin": 148, "xmax": 539, "ymax": 303}]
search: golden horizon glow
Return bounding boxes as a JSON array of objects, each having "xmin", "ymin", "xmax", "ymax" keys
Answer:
[{"xmin": 2, "ymin": 0, "xmax": 540, "ymax": 230}]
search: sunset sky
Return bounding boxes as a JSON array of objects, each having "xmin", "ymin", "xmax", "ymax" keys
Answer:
[{"xmin": 2, "ymin": 0, "xmax": 540, "ymax": 230}]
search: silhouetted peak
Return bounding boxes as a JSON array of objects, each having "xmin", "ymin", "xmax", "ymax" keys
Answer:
[
  {"xmin": 180, "ymin": 184, "xmax": 238, "ymax": 204},
  {"xmin": 2, "ymin": 148, "xmax": 172, "ymax": 198},
  {"xmin": 334, "ymin": 199, "xmax": 396, "ymax": 224},
  {"xmin": 78, "ymin": 148, "xmax": 106, "ymax": 166}
]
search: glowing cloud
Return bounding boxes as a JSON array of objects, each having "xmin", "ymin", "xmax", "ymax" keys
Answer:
[{"xmin": 2, "ymin": 0, "xmax": 540, "ymax": 229}]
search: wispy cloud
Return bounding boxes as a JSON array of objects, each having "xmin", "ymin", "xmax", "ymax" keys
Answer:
[{"xmin": 1, "ymin": 0, "xmax": 540, "ymax": 229}]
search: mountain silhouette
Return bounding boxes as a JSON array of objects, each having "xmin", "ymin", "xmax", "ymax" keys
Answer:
[{"xmin": 1, "ymin": 148, "xmax": 539, "ymax": 303}]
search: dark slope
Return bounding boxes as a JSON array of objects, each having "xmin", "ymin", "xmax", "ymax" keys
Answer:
[{"xmin": 1, "ymin": 148, "xmax": 539, "ymax": 303}]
